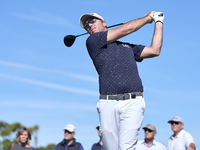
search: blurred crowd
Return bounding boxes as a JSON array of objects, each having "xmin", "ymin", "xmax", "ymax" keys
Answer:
[{"xmin": 6, "ymin": 116, "xmax": 195, "ymax": 150}]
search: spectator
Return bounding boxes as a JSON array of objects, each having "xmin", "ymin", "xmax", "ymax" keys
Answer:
[
  {"xmin": 53, "ymin": 124, "xmax": 84, "ymax": 150},
  {"xmin": 91, "ymin": 125, "xmax": 103, "ymax": 150},
  {"xmin": 7, "ymin": 127, "xmax": 35, "ymax": 150},
  {"xmin": 167, "ymin": 116, "xmax": 196, "ymax": 150},
  {"xmin": 136, "ymin": 124, "xmax": 166, "ymax": 150}
]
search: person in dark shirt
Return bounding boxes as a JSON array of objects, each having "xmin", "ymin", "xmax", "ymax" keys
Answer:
[
  {"xmin": 53, "ymin": 124, "xmax": 84, "ymax": 150},
  {"xmin": 7, "ymin": 128, "xmax": 35, "ymax": 150},
  {"xmin": 79, "ymin": 11, "xmax": 164, "ymax": 150},
  {"xmin": 91, "ymin": 125, "xmax": 103, "ymax": 150}
]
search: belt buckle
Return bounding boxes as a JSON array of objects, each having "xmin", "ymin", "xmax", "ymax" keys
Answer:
[
  {"xmin": 116, "ymin": 94, "xmax": 124, "ymax": 100},
  {"xmin": 131, "ymin": 93, "xmax": 136, "ymax": 99}
]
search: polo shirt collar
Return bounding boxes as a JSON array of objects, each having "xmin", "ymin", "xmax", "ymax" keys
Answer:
[
  {"xmin": 171, "ymin": 129, "xmax": 184, "ymax": 139},
  {"xmin": 141, "ymin": 139, "xmax": 156, "ymax": 147}
]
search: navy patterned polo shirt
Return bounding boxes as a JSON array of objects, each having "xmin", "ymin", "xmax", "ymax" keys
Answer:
[{"xmin": 86, "ymin": 31, "xmax": 145, "ymax": 95}]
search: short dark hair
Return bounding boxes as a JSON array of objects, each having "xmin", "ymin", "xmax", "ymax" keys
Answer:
[{"xmin": 16, "ymin": 128, "xmax": 32, "ymax": 144}]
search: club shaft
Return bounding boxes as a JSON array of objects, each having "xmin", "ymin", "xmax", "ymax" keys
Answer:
[
  {"xmin": 76, "ymin": 23, "xmax": 124, "ymax": 37},
  {"xmin": 76, "ymin": 32, "xmax": 88, "ymax": 37},
  {"xmin": 107, "ymin": 23, "xmax": 124, "ymax": 29}
]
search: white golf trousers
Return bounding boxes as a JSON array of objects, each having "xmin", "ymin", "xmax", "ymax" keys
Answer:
[{"xmin": 97, "ymin": 96, "xmax": 145, "ymax": 150}]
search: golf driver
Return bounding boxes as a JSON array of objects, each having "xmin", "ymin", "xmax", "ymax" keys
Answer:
[{"xmin": 64, "ymin": 23, "xmax": 124, "ymax": 47}]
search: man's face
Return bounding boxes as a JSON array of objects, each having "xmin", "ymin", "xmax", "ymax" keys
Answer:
[
  {"xmin": 97, "ymin": 129, "xmax": 102, "ymax": 137},
  {"xmin": 84, "ymin": 17, "xmax": 107, "ymax": 35},
  {"xmin": 64, "ymin": 130, "xmax": 75, "ymax": 140},
  {"xmin": 144, "ymin": 129, "xmax": 156, "ymax": 140},
  {"xmin": 171, "ymin": 121, "xmax": 183, "ymax": 133}
]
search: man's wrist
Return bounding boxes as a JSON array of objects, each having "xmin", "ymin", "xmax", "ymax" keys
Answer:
[
  {"xmin": 155, "ymin": 20, "xmax": 163, "ymax": 24},
  {"xmin": 149, "ymin": 16, "xmax": 154, "ymax": 23},
  {"xmin": 146, "ymin": 15, "xmax": 153, "ymax": 23}
]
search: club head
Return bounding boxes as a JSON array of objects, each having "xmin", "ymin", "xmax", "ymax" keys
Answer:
[
  {"xmin": 63, "ymin": 23, "xmax": 124, "ymax": 47},
  {"xmin": 63, "ymin": 35, "xmax": 76, "ymax": 47}
]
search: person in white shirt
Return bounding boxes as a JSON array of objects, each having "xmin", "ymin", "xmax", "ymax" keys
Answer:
[
  {"xmin": 136, "ymin": 123, "xmax": 166, "ymax": 150},
  {"xmin": 167, "ymin": 116, "xmax": 196, "ymax": 150}
]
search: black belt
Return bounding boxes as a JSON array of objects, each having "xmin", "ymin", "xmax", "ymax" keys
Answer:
[{"xmin": 99, "ymin": 92, "xmax": 143, "ymax": 100}]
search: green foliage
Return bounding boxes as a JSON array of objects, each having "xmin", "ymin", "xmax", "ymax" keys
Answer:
[
  {"xmin": 0, "ymin": 121, "xmax": 56, "ymax": 150},
  {"xmin": 2, "ymin": 139, "xmax": 11, "ymax": 150},
  {"xmin": 0, "ymin": 130, "xmax": 10, "ymax": 137},
  {"xmin": 0, "ymin": 122, "xmax": 9, "ymax": 130},
  {"xmin": 0, "ymin": 121, "xmax": 39, "ymax": 150},
  {"xmin": 0, "ymin": 122, "xmax": 10, "ymax": 138},
  {"xmin": 9, "ymin": 123, "xmax": 23, "ymax": 132}
]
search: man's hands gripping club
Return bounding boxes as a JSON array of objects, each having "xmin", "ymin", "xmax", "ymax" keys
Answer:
[
  {"xmin": 145, "ymin": 11, "xmax": 164, "ymax": 23},
  {"xmin": 153, "ymin": 12, "xmax": 164, "ymax": 23}
]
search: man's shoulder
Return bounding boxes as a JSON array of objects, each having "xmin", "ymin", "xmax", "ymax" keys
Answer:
[
  {"xmin": 137, "ymin": 140, "xmax": 145, "ymax": 145},
  {"xmin": 86, "ymin": 31, "xmax": 107, "ymax": 43},
  {"xmin": 92, "ymin": 142, "xmax": 102, "ymax": 147},
  {"xmin": 178, "ymin": 130, "xmax": 193, "ymax": 138},
  {"xmin": 74, "ymin": 142, "xmax": 82, "ymax": 145},
  {"xmin": 154, "ymin": 140, "xmax": 166, "ymax": 147},
  {"xmin": 71, "ymin": 140, "xmax": 83, "ymax": 148},
  {"xmin": 55, "ymin": 139, "xmax": 65, "ymax": 147},
  {"xmin": 137, "ymin": 139, "xmax": 144, "ymax": 142},
  {"xmin": 182, "ymin": 129, "xmax": 191, "ymax": 135}
]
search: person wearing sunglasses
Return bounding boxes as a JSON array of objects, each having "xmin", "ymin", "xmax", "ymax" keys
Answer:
[
  {"xmin": 53, "ymin": 124, "xmax": 84, "ymax": 150},
  {"xmin": 167, "ymin": 116, "xmax": 196, "ymax": 150},
  {"xmin": 91, "ymin": 125, "xmax": 103, "ymax": 150},
  {"xmin": 136, "ymin": 124, "xmax": 166, "ymax": 150},
  {"xmin": 79, "ymin": 11, "xmax": 164, "ymax": 150}
]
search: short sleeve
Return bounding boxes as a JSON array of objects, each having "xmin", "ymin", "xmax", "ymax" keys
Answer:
[
  {"xmin": 131, "ymin": 44, "xmax": 145, "ymax": 62},
  {"xmin": 184, "ymin": 132, "xmax": 195, "ymax": 148}
]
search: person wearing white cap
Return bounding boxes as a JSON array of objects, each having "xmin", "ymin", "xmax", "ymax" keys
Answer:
[
  {"xmin": 136, "ymin": 124, "xmax": 166, "ymax": 150},
  {"xmin": 79, "ymin": 11, "xmax": 164, "ymax": 150},
  {"xmin": 53, "ymin": 124, "xmax": 84, "ymax": 150},
  {"xmin": 167, "ymin": 116, "xmax": 196, "ymax": 150}
]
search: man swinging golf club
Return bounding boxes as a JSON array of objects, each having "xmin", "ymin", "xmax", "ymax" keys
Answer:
[{"xmin": 79, "ymin": 11, "xmax": 164, "ymax": 150}]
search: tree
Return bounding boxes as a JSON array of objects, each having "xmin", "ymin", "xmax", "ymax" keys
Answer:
[
  {"xmin": 2, "ymin": 140, "xmax": 11, "ymax": 150},
  {"xmin": 0, "ymin": 121, "xmax": 39, "ymax": 150},
  {"xmin": 0, "ymin": 121, "xmax": 55, "ymax": 150},
  {"xmin": 0, "ymin": 122, "xmax": 10, "ymax": 150},
  {"xmin": 32, "ymin": 125, "xmax": 39, "ymax": 149}
]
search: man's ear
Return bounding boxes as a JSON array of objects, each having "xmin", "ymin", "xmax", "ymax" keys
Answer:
[
  {"xmin": 153, "ymin": 132, "xmax": 157, "ymax": 137},
  {"xmin": 72, "ymin": 132, "xmax": 75, "ymax": 137},
  {"xmin": 103, "ymin": 21, "xmax": 107, "ymax": 28},
  {"xmin": 181, "ymin": 123, "xmax": 184, "ymax": 130}
]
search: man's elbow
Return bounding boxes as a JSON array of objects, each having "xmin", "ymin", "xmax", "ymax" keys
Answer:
[
  {"xmin": 152, "ymin": 46, "xmax": 162, "ymax": 57},
  {"xmin": 152, "ymin": 49, "xmax": 161, "ymax": 57},
  {"xmin": 188, "ymin": 143, "xmax": 196, "ymax": 150},
  {"xmin": 154, "ymin": 52, "xmax": 160, "ymax": 57}
]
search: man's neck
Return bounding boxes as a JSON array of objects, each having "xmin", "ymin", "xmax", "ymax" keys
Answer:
[
  {"xmin": 173, "ymin": 129, "xmax": 182, "ymax": 137},
  {"xmin": 145, "ymin": 138, "xmax": 154, "ymax": 147},
  {"xmin": 65, "ymin": 139, "xmax": 74, "ymax": 146},
  {"xmin": 99, "ymin": 139, "xmax": 103, "ymax": 146}
]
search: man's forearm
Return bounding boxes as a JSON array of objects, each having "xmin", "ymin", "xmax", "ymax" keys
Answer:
[
  {"xmin": 123, "ymin": 15, "xmax": 152, "ymax": 34},
  {"xmin": 187, "ymin": 143, "xmax": 196, "ymax": 150},
  {"xmin": 107, "ymin": 12, "xmax": 154, "ymax": 43},
  {"xmin": 150, "ymin": 22, "xmax": 163, "ymax": 54}
]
